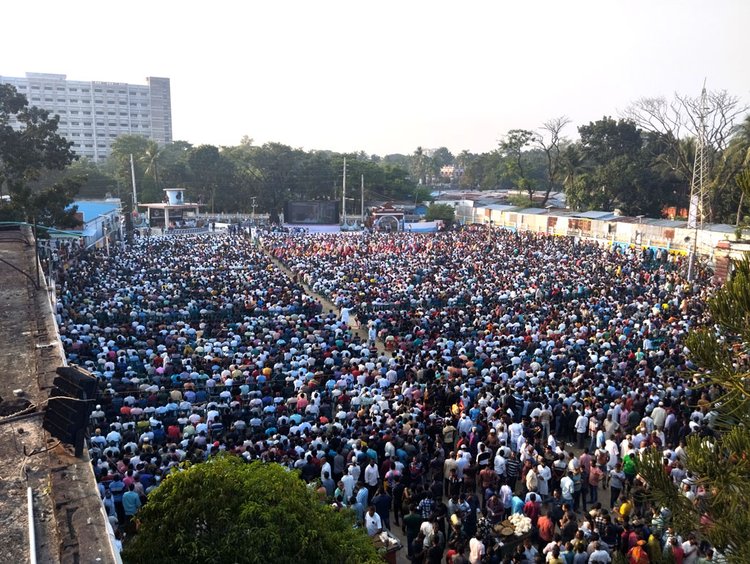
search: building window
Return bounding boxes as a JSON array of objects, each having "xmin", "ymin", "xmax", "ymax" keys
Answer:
[{"xmin": 83, "ymin": 121, "xmax": 91, "ymax": 126}]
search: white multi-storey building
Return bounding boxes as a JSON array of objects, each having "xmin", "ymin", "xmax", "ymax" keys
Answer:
[{"xmin": 0, "ymin": 72, "xmax": 172, "ymax": 161}]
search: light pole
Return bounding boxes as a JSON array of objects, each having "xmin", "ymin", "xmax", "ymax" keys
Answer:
[{"xmin": 635, "ymin": 215, "xmax": 645, "ymax": 247}]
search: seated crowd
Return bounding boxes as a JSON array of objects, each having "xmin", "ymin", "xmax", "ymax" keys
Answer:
[{"xmin": 57, "ymin": 227, "xmax": 719, "ymax": 563}]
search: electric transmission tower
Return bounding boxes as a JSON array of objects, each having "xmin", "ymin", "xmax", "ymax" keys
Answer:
[{"xmin": 687, "ymin": 82, "xmax": 709, "ymax": 281}]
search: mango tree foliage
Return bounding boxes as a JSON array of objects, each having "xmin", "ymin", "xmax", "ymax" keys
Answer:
[{"xmin": 123, "ymin": 456, "xmax": 380, "ymax": 564}]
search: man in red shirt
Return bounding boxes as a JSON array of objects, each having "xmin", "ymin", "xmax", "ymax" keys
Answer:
[
  {"xmin": 523, "ymin": 492, "xmax": 541, "ymax": 526},
  {"xmin": 537, "ymin": 511, "xmax": 555, "ymax": 545}
]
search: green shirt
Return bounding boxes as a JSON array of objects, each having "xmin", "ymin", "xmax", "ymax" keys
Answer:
[{"xmin": 403, "ymin": 512, "xmax": 424, "ymax": 536}]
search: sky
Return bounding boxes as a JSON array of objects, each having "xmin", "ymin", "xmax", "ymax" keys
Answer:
[{"xmin": 3, "ymin": 0, "xmax": 749, "ymax": 156}]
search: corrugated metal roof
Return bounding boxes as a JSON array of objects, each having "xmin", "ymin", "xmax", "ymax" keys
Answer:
[
  {"xmin": 518, "ymin": 208, "xmax": 549, "ymax": 215},
  {"xmin": 704, "ymin": 223, "xmax": 737, "ymax": 233},
  {"xmin": 569, "ymin": 210, "xmax": 616, "ymax": 219},
  {"xmin": 641, "ymin": 218, "xmax": 686, "ymax": 227},
  {"xmin": 485, "ymin": 204, "xmax": 519, "ymax": 211}
]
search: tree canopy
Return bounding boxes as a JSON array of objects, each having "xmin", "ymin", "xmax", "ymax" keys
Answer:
[
  {"xmin": 425, "ymin": 202, "xmax": 456, "ymax": 223},
  {"xmin": 637, "ymin": 257, "xmax": 750, "ymax": 559},
  {"xmin": 0, "ymin": 83, "xmax": 80, "ymax": 225},
  {"xmin": 3, "ymin": 78, "xmax": 747, "ymax": 222},
  {"xmin": 122, "ymin": 456, "xmax": 380, "ymax": 564}
]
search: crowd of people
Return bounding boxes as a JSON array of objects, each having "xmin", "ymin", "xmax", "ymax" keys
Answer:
[{"xmin": 55, "ymin": 226, "xmax": 722, "ymax": 563}]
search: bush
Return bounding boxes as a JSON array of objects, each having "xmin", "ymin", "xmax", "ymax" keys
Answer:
[{"xmin": 122, "ymin": 456, "xmax": 379, "ymax": 564}]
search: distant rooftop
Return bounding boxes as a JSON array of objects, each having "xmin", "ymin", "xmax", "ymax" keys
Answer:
[{"xmin": 70, "ymin": 200, "xmax": 120, "ymax": 223}]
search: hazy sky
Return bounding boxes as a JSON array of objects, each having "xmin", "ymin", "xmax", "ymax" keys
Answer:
[{"xmin": 3, "ymin": 1, "xmax": 748, "ymax": 156}]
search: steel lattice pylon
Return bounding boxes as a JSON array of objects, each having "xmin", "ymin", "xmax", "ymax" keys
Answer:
[
  {"xmin": 687, "ymin": 84, "xmax": 709, "ymax": 281},
  {"xmin": 687, "ymin": 85, "xmax": 709, "ymax": 230}
]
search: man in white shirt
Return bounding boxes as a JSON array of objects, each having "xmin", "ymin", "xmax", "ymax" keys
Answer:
[
  {"xmin": 494, "ymin": 450, "xmax": 506, "ymax": 479},
  {"xmin": 589, "ymin": 541, "xmax": 611, "ymax": 563},
  {"xmin": 560, "ymin": 472, "xmax": 574, "ymax": 505},
  {"xmin": 574, "ymin": 410, "xmax": 589, "ymax": 449},
  {"xmin": 469, "ymin": 534, "xmax": 485, "ymax": 564},
  {"xmin": 364, "ymin": 460, "xmax": 380, "ymax": 499},
  {"xmin": 341, "ymin": 468, "xmax": 356, "ymax": 500},
  {"xmin": 364, "ymin": 505, "xmax": 383, "ymax": 536}
]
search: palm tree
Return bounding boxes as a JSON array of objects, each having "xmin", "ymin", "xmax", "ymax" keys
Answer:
[
  {"xmin": 560, "ymin": 144, "xmax": 585, "ymax": 193},
  {"xmin": 411, "ymin": 146, "xmax": 429, "ymax": 186},
  {"xmin": 141, "ymin": 141, "xmax": 163, "ymax": 195}
]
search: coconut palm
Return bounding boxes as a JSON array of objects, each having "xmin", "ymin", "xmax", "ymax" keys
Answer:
[{"xmin": 141, "ymin": 141, "xmax": 163, "ymax": 193}]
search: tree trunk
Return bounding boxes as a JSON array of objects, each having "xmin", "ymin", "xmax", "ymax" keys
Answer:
[{"xmin": 736, "ymin": 190, "xmax": 745, "ymax": 227}]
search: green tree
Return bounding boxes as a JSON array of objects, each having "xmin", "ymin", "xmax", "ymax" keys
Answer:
[
  {"xmin": 122, "ymin": 456, "xmax": 379, "ymax": 564},
  {"xmin": 159, "ymin": 140, "xmax": 194, "ymax": 188},
  {"xmin": 109, "ymin": 134, "xmax": 152, "ymax": 205},
  {"xmin": 425, "ymin": 203, "xmax": 455, "ymax": 223},
  {"xmin": 187, "ymin": 144, "xmax": 236, "ymax": 213},
  {"xmin": 140, "ymin": 140, "xmax": 163, "ymax": 195},
  {"xmin": 638, "ymin": 258, "xmax": 750, "ymax": 559},
  {"xmin": 241, "ymin": 142, "xmax": 306, "ymax": 220},
  {"xmin": 410, "ymin": 146, "xmax": 430, "ymax": 186},
  {"xmin": 462, "ymin": 151, "xmax": 504, "ymax": 190},
  {"xmin": 499, "ymin": 129, "xmax": 537, "ymax": 202},
  {"xmin": 625, "ymin": 91, "xmax": 749, "ymax": 222},
  {"xmin": 63, "ymin": 157, "xmax": 118, "ymax": 199},
  {"xmin": 0, "ymin": 84, "xmax": 79, "ymax": 225},
  {"xmin": 536, "ymin": 116, "xmax": 571, "ymax": 205}
]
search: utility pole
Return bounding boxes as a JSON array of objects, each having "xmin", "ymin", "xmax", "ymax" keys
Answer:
[
  {"xmin": 687, "ymin": 82, "xmax": 708, "ymax": 282},
  {"xmin": 342, "ymin": 157, "xmax": 347, "ymax": 226},
  {"xmin": 129, "ymin": 154, "xmax": 138, "ymax": 211},
  {"xmin": 360, "ymin": 174, "xmax": 364, "ymax": 225},
  {"xmin": 250, "ymin": 196, "xmax": 257, "ymax": 224}
]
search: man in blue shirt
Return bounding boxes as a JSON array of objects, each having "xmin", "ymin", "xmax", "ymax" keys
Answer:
[{"xmin": 122, "ymin": 484, "xmax": 142, "ymax": 532}]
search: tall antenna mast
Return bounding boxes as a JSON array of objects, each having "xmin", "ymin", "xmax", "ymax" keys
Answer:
[
  {"xmin": 687, "ymin": 82, "xmax": 709, "ymax": 281},
  {"xmin": 342, "ymin": 157, "xmax": 347, "ymax": 226}
]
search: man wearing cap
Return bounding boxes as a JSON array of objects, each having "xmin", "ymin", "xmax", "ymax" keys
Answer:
[{"xmin": 652, "ymin": 401, "xmax": 667, "ymax": 431}]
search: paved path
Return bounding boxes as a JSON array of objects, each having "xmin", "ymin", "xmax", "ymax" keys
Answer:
[{"xmin": 264, "ymin": 249, "xmax": 385, "ymax": 354}]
